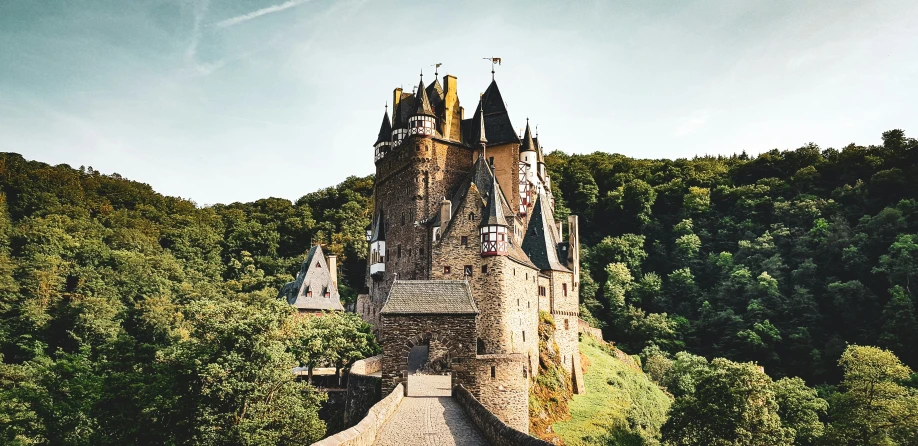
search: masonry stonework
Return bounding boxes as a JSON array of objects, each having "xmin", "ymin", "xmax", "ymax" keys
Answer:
[{"xmin": 360, "ymin": 72, "xmax": 586, "ymax": 432}]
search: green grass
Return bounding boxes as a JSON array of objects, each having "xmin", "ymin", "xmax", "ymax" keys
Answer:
[{"xmin": 552, "ymin": 337, "xmax": 671, "ymax": 446}]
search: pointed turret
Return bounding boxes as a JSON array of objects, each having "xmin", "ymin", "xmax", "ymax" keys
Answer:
[
  {"xmin": 520, "ymin": 119, "xmax": 535, "ymax": 152},
  {"xmin": 376, "ymin": 109, "xmax": 392, "ymax": 145},
  {"xmin": 374, "ymin": 108, "xmax": 392, "ymax": 162},
  {"xmin": 478, "ymin": 103, "xmax": 488, "ymax": 146},
  {"xmin": 414, "ymin": 78, "xmax": 435, "ymax": 117},
  {"xmin": 408, "ymin": 74, "xmax": 437, "ymax": 137},
  {"xmin": 481, "ymin": 174, "xmax": 508, "ymax": 227},
  {"xmin": 480, "ymin": 169, "xmax": 509, "ymax": 256}
]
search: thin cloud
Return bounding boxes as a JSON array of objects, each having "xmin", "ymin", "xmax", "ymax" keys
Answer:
[
  {"xmin": 214, "ymin": 0, "xmax": 311, "ymax": 28},
  {"xmin": 675, "ymin": 109, "xmax": 712, "ymax": 137}
]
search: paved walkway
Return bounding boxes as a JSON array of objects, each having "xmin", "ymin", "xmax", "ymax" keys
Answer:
[{"xmin": 372, "ymin": 375, "xmax": 487, "ymax": 446}]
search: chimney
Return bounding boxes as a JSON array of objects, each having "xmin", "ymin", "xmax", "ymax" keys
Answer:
[
  {"xmin": 443, "ymin": 75, "xmax": 459, "ymax": 140},
  {"xmin": 440, "ymin": 198, "xmax": 452, "ymax": 238},
  {"xmin": 328, "ymin": 254, "xmax": 338, "ymax": 288},
  {"xmin": 393, "ymin": 87, "xmax": 403, "ymax": 113},
  {"xmin": 567, "ymin": 215, "xmax": 580, "ymax": 289}
]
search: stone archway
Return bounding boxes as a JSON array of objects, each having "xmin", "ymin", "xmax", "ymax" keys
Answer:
[{"xmin": 379, "ymin": 313, "xmax": 478, "ymax": 395}]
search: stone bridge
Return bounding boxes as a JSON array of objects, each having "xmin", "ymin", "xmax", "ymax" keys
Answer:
[{"xmin": 372, "ymin": 375, "xmax": 487, "ymax": 446}]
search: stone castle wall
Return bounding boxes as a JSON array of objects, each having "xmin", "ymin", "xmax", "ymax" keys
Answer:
[
  {"xmin": 454, "ymin": 385, "xmax": 551, "ymax": 446},
  {"xmin": 473, "ymin": 353, "xmax": 530, "ymax": 432}
]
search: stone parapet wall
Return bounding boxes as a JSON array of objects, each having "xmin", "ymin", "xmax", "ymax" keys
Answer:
[
  {"xmin": 343, "ymin": 356, "xmax": 383, "ymax": 426},
  {"xmin": 312, "ymin": 383, "xmax": 404, "ymax": 446},
  {"xmin": 454, "ymin": 385, "xmax": 552, "ymax": 446},
  {"xmin": 350, "ymin": 355, "xmax": 382, "ymax": 375}
]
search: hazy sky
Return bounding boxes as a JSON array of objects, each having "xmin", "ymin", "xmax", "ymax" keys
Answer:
[{"xmin": 1, "ymin": 0, "xmax": 916, "ymax": 205}]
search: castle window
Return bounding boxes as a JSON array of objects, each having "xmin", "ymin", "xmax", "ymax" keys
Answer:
[
  {"xmin": 488, "ymin": 156, "xmax": 494, "ymax": 166},
  {"xmin": 416, "ymin": 144, "xmax": 421, "ymax": 152},
  {"xmin": 468, "ymin": 212, "xmax": 476, "ymax": 221},
  {"xmin": 397, "ymin": 245, "xmax": 401, "ymax": 258},
  {"xmin": 461, "ymin": 236, "xmax": 468, "ymax": 246},
  {"xmin": 522, "ymin": 331, "xmax": 526, "ymax": 342},
  {"xmin": 401, "ymin": 214, "xmax": 405, "ymax": 225},
  {"xmin": 477, "ymin": 338, "xmax": 485, "ymax": 354},
  {"xmin": 491, "ymin": 366, "xmax": 496, "ymax": 378},
  {"xmin": 563, "ymin": 283, "xmax": 568, "ymax": 297},
  {"xmin": 464, "ymin": 265, "xmax": 472, "ymax": 276},
  {"xmin": 316, "ymin": 262, "xmax": 321, "ymax": 268},
  {"xmin": 528, "ymin": 301, "xmax": 530, "ymax": 308},
  {"xmin": 565, "ymin": 319, "xmax": 569, "ymax": 330},
  {"xmin": 481, "ymin": 265, "xmax": 488, "ymax": 274},
  {"xmin": 444, "ymin": 266, "xmax": 451, "ymax": 274},
  {"xmin": 517, "ymin": 299, "xmax": 520, "ymax": 307}
]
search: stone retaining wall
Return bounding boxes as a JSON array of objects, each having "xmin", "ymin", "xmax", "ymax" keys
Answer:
[
  {"xmin": 312, "ymin": 383, "xmax": 404, "ymax": 446},
  {"xmin": 344, "ymin": 355, "xmax": 383, "ymax": 426},
  {"xmin": 454, "ymin": 385, "xmax": 552, "ymax": 446},
  {"xmin": 578, "ymin": 319, "xmax": 603, "ymax": 341}
]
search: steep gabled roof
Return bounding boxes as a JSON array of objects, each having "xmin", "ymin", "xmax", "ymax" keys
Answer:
[
  {"xmin": 480, "ymin": 174, "xmax": 508, "ymax": 227},
  {"xmin": 278, "ymin": 245, "xmax": 344, "ymax": 311},
  {"xmin": 381, "ymin": 280, "xmax": 479, "ymax": 315},
  {"xmin": 426, "ymin": 78, "xmax": 444, "ymax": 108},
  {"xmin": 522, "ymin": 194, "xmax": 569, "ymax": 272},
  {"xmin": 415, "ymin": 79, "xmax": 434, "ymax": 116},
  {"xmin": 394, "ymin": 93, "xmax": 414, "ymax": 129},
  {"xmin": 376, "ymin": 110, "xmax": 392, "ymax": 145},
  {"xmin": 464, "ymin": 80, "xmax": 519, "ymax": 146}
]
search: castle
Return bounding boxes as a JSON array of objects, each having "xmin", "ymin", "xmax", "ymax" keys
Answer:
[
  {"xmin": 279, "ymin": 244, "xmax": 345, "ymax": 314},
  {"xmin": 355, "ymin": 71, "xmax": 584, "ymax": 433}
]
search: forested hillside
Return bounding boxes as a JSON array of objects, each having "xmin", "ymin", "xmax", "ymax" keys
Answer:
[
  {"xmin": 0, "ymin": 153, "xmax": 377, "ymax": 444},
  {"xmin": 543, "ymin": 129, "xmax": 918, "ymax": 386},
  {"xmin": 1, "ymin": 128, "xmax": 917, "ymax": 445}
]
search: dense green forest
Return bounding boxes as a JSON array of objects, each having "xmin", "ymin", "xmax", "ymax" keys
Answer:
[
  {"xmin": 0, "ymin": 153, "xmax": 377, "ymax": 444},
  {"xmin": 1, "ymin": 128, "xmax": 917, "ymax": 445}
]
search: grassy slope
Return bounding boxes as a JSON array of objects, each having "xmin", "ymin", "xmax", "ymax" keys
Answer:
[{"xmin": 553, "ymin": 337, "xmax": 671, "ymax": 446}]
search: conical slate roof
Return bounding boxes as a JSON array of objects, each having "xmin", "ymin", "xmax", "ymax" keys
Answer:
[
  {"xmin": 522, "ymin": 193, "xmax": 569, "ymax": 272},
  {"xmin": 415, "ymin": 78, "xmax": 434, "ymax": 116},
  {"xmin": 465, "ymin": 80, "xmax": 519, "ymax": 146},
  {"xmin": 520, "ymin": 120, "xmax": 535, "ymax": 152},
  {"xmin": 426, "ymin": 78, "xmax": 444, "ymax": 108},
  {"xmin": 481, "ymin": 172, "xmax": 509, "ymax": 227},
  {"xmin": 375, "ymin": 110, "xmax": 392, "ymax": 144}
]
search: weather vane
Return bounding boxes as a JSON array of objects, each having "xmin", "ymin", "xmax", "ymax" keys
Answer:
[
  {"xmin": 432, "ymin": 63, "xmax": 442, "ymax": 77},
  {"xmin": 483, "ymin": 57, "xmax": 502, "ymax": 80}
]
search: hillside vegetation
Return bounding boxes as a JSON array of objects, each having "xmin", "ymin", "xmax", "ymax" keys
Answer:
[
  {"xmin": 553, "ymin": 336, "xmax": 670, "ymax": 446},
  {"xmin": 2, "ymin": 128, "xmax": 918, "ymax": 445}
]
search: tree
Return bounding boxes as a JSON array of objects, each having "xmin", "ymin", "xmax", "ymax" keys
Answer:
[
  {"xmin": 772, "ymin": 377, "xmax": 827, "ymax": 446},
  {"xmin": 661, "ymin": 358, "xmax": 793, "ymax": 446},
  {"xmin": 824, "ymin": 345, "xmax": 918, "ymax": 445}
]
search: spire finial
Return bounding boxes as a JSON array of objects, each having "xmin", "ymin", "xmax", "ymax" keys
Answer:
[
  {"xmin": 482, "ymin": 57, "xmax": 502, "ymax": 81},
  {"xmin": 433, "ymin": 63, "xmax": 442, "ymax": 77},
  {"xmin": 420, "ymin": 68, "xmax": 423, "ymax": 81}
]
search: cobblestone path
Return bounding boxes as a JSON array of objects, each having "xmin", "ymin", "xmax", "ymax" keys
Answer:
[{"xmin": 372, "ymin": 375, "xmax": 487, "ymax": 446}]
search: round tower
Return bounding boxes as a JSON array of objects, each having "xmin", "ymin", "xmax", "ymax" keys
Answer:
[
  {"xmin": 374, "ymin": 107, "xmax": 392, "ymax": 162},
  {"xmin": 408, "ymin": 74, "xmax": 437, "ymax": 137}
]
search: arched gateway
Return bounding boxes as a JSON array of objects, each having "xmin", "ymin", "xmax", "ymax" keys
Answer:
[{"xmin": 379, "ymin": 280, "xmax": 479, "ymax": 394}]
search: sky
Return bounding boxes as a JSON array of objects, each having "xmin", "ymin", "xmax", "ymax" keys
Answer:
[{"xmin": 1, "ymin": 0, "xmax": 916, "ymax": 205}]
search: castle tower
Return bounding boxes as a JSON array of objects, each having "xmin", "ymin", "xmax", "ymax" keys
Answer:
[
  {"xmin": 374, "ymin": 108, "xmax": 392, "ymax": 162},
  {"xmin": 357, "ymin": 71, "xmax": 584, "ymax": 433}
]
